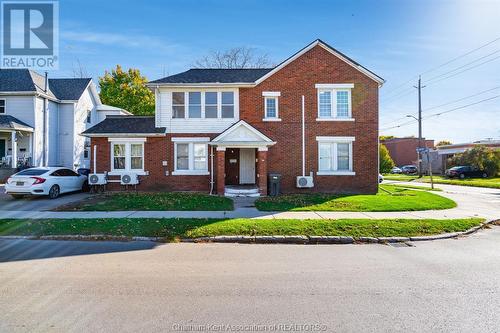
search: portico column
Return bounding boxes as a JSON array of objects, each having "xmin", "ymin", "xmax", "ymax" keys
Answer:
[
  {"xmin": 216, "ymin": 147, "xmax": 226, "ymax": 195},
  {"xmin": 11, "ymin": 131, "xmax": 17, "ymax": 168},
  {"xmin": 257, "ymin": 147, "xmax": 268, "ymax": 196}
]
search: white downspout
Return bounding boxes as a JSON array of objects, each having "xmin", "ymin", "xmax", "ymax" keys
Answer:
[
  {"xmin": 93, "ymin": 144, "xmax": 97, "ymax": 173},
  {"xmin": 209, "ymin": 146, "xmax": 214, "ymax": 195},
  {"xmin": 301, "ymin": 95, "xmax": 305, "ymax": 177}
]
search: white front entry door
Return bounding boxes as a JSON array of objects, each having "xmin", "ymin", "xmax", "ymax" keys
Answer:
[{"xmin": 239, "ymin": 148, "xmax": 256, "ymax": 184}]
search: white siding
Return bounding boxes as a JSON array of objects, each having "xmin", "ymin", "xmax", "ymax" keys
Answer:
[
  {"xmin": 47, "ymin": 100, "xmax": 59, "ymax": 166},
  {"xmin": 33, "ymin": 97, "xmax": 44, "ymax": 166},
  {"xmin": 1, "ymin": 96, "xmax": 35, "ymax": 126},
  {"xmin": 73, "ymin": 87, "xmax": 98, "ymax": 168},
  {"xmin": 157, "ymin": 88, "xmax": 240, "ymax": 133},
  {"xmin": 57, "ymin": 103, "xmax": 75, "ymax": 168}
]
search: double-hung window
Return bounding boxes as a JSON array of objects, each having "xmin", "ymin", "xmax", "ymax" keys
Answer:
[
  {"xmin": 172, "ymin": 138, "xmax": 210, "ymax": 175},
  {"xmin": 221, "ymin": 92, "xmax": 234, "ymax": 118},
  {"xmin": 110, "ymin": 140, "xmax": 145, "ymax": 173},
  {"xmin": 205, "ymin": 92, "xmax": 218, "ymax": 118},
  {"xmin": 188, "ymin": 92, "xmax": 201, "ymax": 118},
  {"xmin": 316, "ymin": 137, "xmax": 355, "ymax": 175},
  {"xmin": 316, "ymin": 84, "xmax": 354, "ymax": 120},
  {"xmin": 172, "ymin": 92, "xmax": 185, "ymax": 118},
  {"xmin": 0, "ymin": 99, "xmax": 5, "ymax": 114},
  {"xmin": 262, "ymin": 92, "xmax": 281, "ymax": 120}
]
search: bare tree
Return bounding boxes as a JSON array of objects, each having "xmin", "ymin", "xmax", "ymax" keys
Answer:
[
  {"xmin": 72, "ymin": 58, "xmax": 89, "ymax": 78},
  {"xmin": 193, "ymin": 47, "xmax": 272, "ymax": 69}
]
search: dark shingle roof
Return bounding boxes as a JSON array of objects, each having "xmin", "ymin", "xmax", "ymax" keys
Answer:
[
  {"xmin": 82, "ymin": 116, "xmax": 166, "ymax": 135},
  {"xmin": 48, "ymin": 78, "xmax": 91, "ymax": 100},
  {"xmin": 149, "ymin": 68, "xmax": 274, "ymax": 84},
  {"xmin": 0, "ymin": 69, "xmax": 91, "ymax": 100},
  {"xmin": 0, "ymin": 115, "xmax": 33, "ymax": 131}
]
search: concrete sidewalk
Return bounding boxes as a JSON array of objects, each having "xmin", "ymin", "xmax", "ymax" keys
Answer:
[{"xmin": 0, "ymin": 180, "xmax": 498, "ymax": 220}]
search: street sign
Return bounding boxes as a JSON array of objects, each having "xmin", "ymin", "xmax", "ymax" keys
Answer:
[{"xmin": 416, "ymin": 147, "xmax": 429, "ymax": 153}]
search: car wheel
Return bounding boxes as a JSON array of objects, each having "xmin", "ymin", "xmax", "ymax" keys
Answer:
[
  {"xmin": 482, "ymin": 172, "xmax": 488, "ymax": 178},
  {"xmin": 11, "ymin": 194, "xmax": 24, "ymax": 199},
  {"xmin": 459, "ymin": 174, "xmax": 465, "ymax": 179},
  {"xmin": 48, "ymin": 185, "xmax": 60, "ymax": 199},
  {"xmin": 81, "ymin": 181, "xmax": 90, "ymax": 192}
]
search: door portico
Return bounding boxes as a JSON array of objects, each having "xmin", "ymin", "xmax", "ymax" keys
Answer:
[{"xmin": 211, "ymin": 120, "xmax": 275, "ymax": 195}]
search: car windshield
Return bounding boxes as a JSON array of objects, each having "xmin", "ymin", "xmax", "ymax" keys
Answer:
[{"xmin": 16, "ymin": 169, "xmax": 48, "ymax": 176}]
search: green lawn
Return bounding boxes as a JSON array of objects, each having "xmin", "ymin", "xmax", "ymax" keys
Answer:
[
  {"xmin": 0, "ymin": 218, "xmax": 483, "ymax": 240},
  {"xmin": 61, "ymin": 192, "xmax": 233, "ymax": 211},
  {"xmin": 383, "ymin": 174, "xmax": 500, "ymax": 189},
  {"xmin": 254, "ymin": 185, "xmax": 455, "ymax": 212}
]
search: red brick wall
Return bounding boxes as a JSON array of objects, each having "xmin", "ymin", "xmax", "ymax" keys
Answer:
[
  {"xmin": 239, "ymin": 45, "xmax": 379, "ymax": 193},
  {"xmin": 90, "ymin": 44, "xmax": 380, "ymax": 194},
  {"xmin": 382, "ymin": 138, "xmax": 434, "ymax": 167}
]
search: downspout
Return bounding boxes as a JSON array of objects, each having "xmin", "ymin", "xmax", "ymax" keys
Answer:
[
  {"xmin": 301, "ymin": 95, "xmax": 305, "ymax": 177},
  {"xmin": 93, "ymin": 144, "xmax": 97, "ymax": 173},
  {"xmin": 210, "ymin": 146, "xmax": 214, "ymax": 195},
  {"xmin": 42, "ymin": 72, "xmax": 48, "ymax": 166}
]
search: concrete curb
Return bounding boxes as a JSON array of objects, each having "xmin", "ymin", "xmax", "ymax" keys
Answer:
[{"xmin": 0, "ymin": 220, "xmax": 497, "ymax": 244}]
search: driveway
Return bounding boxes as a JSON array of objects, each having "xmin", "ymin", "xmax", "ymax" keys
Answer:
[
  {"xmin": 1, "ymin": 227, "xmax": 500, "ymax": 332},
  {"xmin": 0, "ymin": 184, "xmax": 90, "ymax": 211}
]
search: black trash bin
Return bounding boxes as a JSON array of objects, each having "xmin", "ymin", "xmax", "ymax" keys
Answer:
[{"xmin": 268, "ymin": 173, "xmax": 282, "ymax": 196}]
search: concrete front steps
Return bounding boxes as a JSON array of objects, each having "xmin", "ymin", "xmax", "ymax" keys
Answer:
[{"xmin": 224, "ymin": 186, "xmax": 260, "ymax": 197}]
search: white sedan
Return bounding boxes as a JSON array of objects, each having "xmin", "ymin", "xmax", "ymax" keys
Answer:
[{"xmin": 5, "ymin": 167, "xmax": 88, "ymax": 199}]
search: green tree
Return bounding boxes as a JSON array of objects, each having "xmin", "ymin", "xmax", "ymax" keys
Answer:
[
  {"xmin": 379, "ymin": 135, "xmax": 395, "ymax": 141},
  {"xmin": 99, "ymin": 65, "xmax": 155, "ymax": 115},
  {"xmin": 448, "ymin": 145, "xmax": 500, "ymax": 176},
  {"xmin": 436, "ymin": 140, "xmax": 452, "ymax": 146},
  {"xmin": 379, "ymin": 144, "xmax": 395, "ymax": 173}
]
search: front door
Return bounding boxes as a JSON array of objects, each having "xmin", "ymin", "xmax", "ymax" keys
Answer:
[
  {"xmin": 0, "ymin": 139, "xmax": 5, "ymax": 158},
  {"xmin": 239, "ymin": 148, "xmax": 256, "ymax": 184},
  {"xmin": 225, "ymin": 148, "xmax": 239, "ymax": 185}
]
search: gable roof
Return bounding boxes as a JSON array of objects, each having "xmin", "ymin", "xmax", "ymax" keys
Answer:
[
  {"xmin": 212, "ymin": 120, "xmax": 275, "ymax": 146},
  {"xmin": 82, "ymin": 116, "xmax": 166, "ymax": 137},
  {"xmin": 48, "ymin": 78, "xmax": 92, "ymax": 100},
  {"xmin": 148, "ymin": 39, "xmax": 384, "ymax": 86},
  {"xmin": 149, "ymin": 68, "xmax": 273, "ymax": 85},
  {"xmin": 0, "ymin": 115, "xmax": 34, "ymax": 132},
  {"xmin": 0, "ymin": 69, "xmax": 92, "ymax": 100}
]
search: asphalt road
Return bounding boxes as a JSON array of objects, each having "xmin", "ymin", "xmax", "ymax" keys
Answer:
[
  {"xmin": 1, "ymin": 227, "xmax": 500, "ymax": 332},
  {"xmin": 0, "ymin": 184, "xmax": 90, "ymax": 211}
]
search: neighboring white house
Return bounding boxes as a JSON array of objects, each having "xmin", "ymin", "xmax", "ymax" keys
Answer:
[{"xmin": 0, "ymin": 69, "xmax": 130, "ymax": 173}]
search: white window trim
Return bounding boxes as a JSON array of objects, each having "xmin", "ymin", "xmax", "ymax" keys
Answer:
[
  {"xmin": 172, "ymin": 137, "xmax": 210, "ymax": 175},
  {"xmin": 171, "ymin": 90, "xmax": 237, "ymax": 120},
  {"xmin": 263, "ymin": 95, "xmax": 281, "ymax": 121},
  {"xmin": 316, "ymin": 84, "xmax": 354, "ymax": 121},
  {"xmin": 109, "ymin": 141, "xmax": 146, "ymax": 175},
  {"xmin": 316, "ymin": 136, "xmax": 355, "ymax": 176},
  {"xmin": 0, "ymin": 98, "xmax": 5, "ymax": 114},
  {"xmin": 262, "ymin": 91, "xmax": 281, "ymax": 97}
]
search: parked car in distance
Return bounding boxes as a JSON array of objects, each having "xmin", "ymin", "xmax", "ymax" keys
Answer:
[
  {"xmin": 378, "ymin": 174, "xmax": 384, "ymax": 183},
  {"xmin": 401, "ymin": 165, "xmax": 418, "ymax": 174},
  {"xmin": 445, "ymin": 166, "xmax": 488, "ymax": 179},
  {"xmin": 391, "ymin": 166, "xmax": 402, "ymax": 174},
  {"xmin": 5, "ymin": 167, "xmax": 88, "ymax": 199}
]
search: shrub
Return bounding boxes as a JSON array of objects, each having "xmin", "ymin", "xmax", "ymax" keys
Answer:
[{"xmin": 379, "ymin": 144, "xmax": 395, "ymax": 173}]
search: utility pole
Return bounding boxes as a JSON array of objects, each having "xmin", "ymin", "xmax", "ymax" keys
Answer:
[{"xmin": 414, "ymin": 76, "xmax": 425, "ymax": 177}]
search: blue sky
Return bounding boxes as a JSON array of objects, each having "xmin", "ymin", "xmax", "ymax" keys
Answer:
[{"xmin": 56, "ymin": 0, "xmax": 499, "ymax": 143}]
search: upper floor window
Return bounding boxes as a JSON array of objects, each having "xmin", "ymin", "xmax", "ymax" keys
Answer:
[
  {"xmin": 221, "ymin": 92, "xmax": 234, "ymax": 118},
  {"xmin": 262, "ymin": 92, "xmax": 281, "ymax": 121},
  {"xmin": 171, "ymin": 91, "xmax": 235, "ymax": 119},
  {"xmin": 86, "ymin": 110, "xmax": 92, "ymax": 123},
  {"xmin": 172, "ymin": 92, "xmax": 185, "ymax": 118},
  {"xmin": 0, "ymin": 99, "xmax": 5, "ymax": 114},
  {"xmin": 315, "ymin": 84, "xmax": 354, "ymax": 120}
]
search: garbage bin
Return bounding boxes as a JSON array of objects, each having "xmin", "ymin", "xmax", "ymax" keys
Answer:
[{"xmin": 268, "ymin": 173, "xmax": 282, "ymax": 196}]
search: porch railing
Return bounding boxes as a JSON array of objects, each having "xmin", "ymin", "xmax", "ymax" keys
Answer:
[{"xmin": 0, "ymin": 156, "xmax": 32, "ymax": 169}]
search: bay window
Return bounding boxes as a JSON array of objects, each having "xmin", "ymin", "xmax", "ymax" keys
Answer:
[
  {"xmin": 316, "ymin": 136, "xmax": 355, "ymax": 175},
  {"xmin": 315, "ymin": 84, "xmax": 354, "ymax": 120},
  {"xmin": 172, "ymin": 138, "xmax": 210, "ymax": 175},
  {"xmin": 110, "ymin": 140, "xmax": 145, "ymax": 174}
]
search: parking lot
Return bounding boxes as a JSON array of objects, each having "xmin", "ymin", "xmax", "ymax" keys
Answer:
[{"xmin": 0, "ymin": 185, "xmax": 89, "ymax": 211}]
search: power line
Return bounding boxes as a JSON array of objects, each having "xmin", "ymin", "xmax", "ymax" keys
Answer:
[
  {"xmin": 380, "ymin": 94, "xmax": 500, "ymax": 131},
  {"xmin": 380, "ymin": 86, "xmax": 500, "ymax": 127}
]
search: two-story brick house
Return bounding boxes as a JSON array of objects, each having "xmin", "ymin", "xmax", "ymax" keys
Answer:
[{"xmin": 83, "ymin": 39, "xmax": 384, "ymax": 195}]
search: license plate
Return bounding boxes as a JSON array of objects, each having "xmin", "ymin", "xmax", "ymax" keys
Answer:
[{"xmin": 16, "ymin": 181, "xmax": 24, "ymax": 186}]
